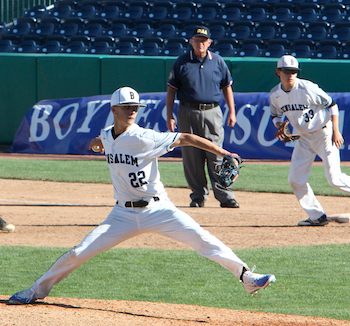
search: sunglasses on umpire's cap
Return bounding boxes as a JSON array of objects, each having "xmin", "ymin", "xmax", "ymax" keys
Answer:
[
  {"xmin": 110, "ymin": 87, "xmax": 146, "ymax": 107},
  {"xmin": 192, "ymin": 26, "xmax": 211, "ymax": 38}
]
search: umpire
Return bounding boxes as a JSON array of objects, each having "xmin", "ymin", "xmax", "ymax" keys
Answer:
[{"xmin": 166, "ymin": 26, "xmax": 239, "ymax": 208}]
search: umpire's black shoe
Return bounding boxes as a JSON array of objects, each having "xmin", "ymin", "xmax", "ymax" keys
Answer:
[
  {"xmin": 220, "ymin": 199, "xmax": 239, "ymax": 208},
  {"xmin": 190, "ymin": 199, "xmax": 204, "ymax": 207}
]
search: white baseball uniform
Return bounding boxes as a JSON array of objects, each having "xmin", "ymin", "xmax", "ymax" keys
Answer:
[
  {"xmin": 30, "ymin": 123, "xmax": 247, "ymax": 300},
  {"xmin": 270, "ymin": 78, "xmax": 350, "ymax": 219}
]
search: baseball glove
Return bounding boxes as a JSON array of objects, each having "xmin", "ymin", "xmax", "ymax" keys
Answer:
[
  {"xmin": 275, "ymin": 121, "xmax": 300, "ymax": 143},
  {"xmin": 216, "ymin": 154, "xmax": 242, "ymax": 189}
]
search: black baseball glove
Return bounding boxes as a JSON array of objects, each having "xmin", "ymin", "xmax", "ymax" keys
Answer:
[
  {"xmin": 275, "ymin": 121, "xmax": 300, "ymax": 143},
  {"xmin": 216, "ymin": 154, "xmax": 242, "ymax": 189}
]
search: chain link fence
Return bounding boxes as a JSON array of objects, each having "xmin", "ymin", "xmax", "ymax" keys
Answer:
[{"xmin": 0, "ymin": 0, "xmax": 56, "ymax": 23}]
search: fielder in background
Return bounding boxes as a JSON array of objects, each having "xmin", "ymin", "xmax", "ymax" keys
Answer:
[
  {"xmin": 9, "ymin": 87, "xmax": 275, "ymax": 305},
  {"xmin": 166, "ymin": 26, "xmax": 239, "ymax": 209},
  {"xmin": 0, "ymin": 216, "xmax": 15, "ymax": 232},
  {"xmin": 270, "ymin": 55, "xmax": 350, "ymax": 226}
]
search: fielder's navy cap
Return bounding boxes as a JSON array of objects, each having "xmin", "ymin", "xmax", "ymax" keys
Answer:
[{"xmin": 192, "ymin": 26, "xmax": 211, "ymax": 38}]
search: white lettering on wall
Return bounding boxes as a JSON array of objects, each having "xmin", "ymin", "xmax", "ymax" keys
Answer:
[
  {"xmin": 229, "ymin": 104, "xmax": 258, "ymax": 145},
  {"xmin": 53, "ymin": 103, "xmax": 79, "ymax": 140},
  {"xmin": 29, "ymin": 105, "xmax": 53, "ymax": 142},
  {"xmin": 77, "ymin": 100, "xmax": 110, "ymax": 133}
]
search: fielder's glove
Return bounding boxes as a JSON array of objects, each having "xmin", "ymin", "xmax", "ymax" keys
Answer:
[
  {"xmin": 216, "ymin": 153, "xmax": 242, "ymax": 189},
  {"xmin": 275, "ymin": 121, "xmax": 300, "ymax": 143}
]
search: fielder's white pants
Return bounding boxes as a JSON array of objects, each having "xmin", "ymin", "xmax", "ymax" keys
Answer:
[
  {"xmin": 32, "ymin": 196, "xmax": 247, "ymax": 299},
  {"xmin": 288, "ymin": 120, "xmax": 350, "ymax": 219}
]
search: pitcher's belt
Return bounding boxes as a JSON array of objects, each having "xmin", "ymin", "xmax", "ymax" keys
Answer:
[
  {"xmin": 181, "ymin": 101, "xmax": 219, "ymax": 110},
  {"xmin": 117, "ymin": 196, "xmax": 160, "ymax": 208}
]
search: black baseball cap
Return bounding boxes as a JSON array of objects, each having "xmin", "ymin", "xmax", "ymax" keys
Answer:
[{"xmin": 192, "ymin": 26, "xmax": 211, "ymax": 38}]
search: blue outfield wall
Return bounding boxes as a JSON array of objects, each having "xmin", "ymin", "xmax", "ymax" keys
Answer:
[{"xmin": 9, "ymin": 92, "xmax": 350, "ymax": 161}]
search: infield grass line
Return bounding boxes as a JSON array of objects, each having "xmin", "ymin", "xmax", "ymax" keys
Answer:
[{"xmin": 1, "ymin": 158, "xmax": 350, "ymax": 196}]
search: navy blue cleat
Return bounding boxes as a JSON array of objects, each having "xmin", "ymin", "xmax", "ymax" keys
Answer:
[{"xmin": 9, "ymin": 288, "xmax": 37, "ymax": 305}]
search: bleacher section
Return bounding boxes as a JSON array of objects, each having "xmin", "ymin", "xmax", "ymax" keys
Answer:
[{"xmin": 1, "ymin": 0, "xmax": 350, "ymax": 58}]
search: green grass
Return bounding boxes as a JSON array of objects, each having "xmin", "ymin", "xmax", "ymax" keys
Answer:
[
  {"xmin": 1, "ymin": 245, "xmax": 349, "ymax": 321},
  {"xmin": 0, "ymin": 158, "xmax": 349, "ymax": 196}
]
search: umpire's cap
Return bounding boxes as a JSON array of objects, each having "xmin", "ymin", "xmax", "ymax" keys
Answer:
[
  {"xmin": 110, "ymin": 87, "xmax": 146, "ymax": 107},
  {"xmin": 192, "ymin": 26, "xmax": 211, "ymax": 38}
]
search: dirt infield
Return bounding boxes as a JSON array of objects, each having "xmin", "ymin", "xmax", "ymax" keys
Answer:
[{"xmin": 1, "ymin": 156, "xmax": 350, "ymax": 325}]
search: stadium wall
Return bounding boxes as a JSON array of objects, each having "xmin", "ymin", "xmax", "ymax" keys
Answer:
[{"xmin": 1, "ymin": 53, "xmax": 350, "ymax": 145}]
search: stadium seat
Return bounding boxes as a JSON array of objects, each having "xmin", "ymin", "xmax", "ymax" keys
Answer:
[
  {"xmin": 62, "ymin": 40, "xmax": 88, "ymax": 53},
  {"xmin": 23, "ymin": 4, "xmax": 48, "ymax": 18},
  {"xmin": 160, "ymin": 42, "xmax": 186, "ymax": 56},
  {"xmin": 88, "ymin": 41, "xmax": 111, "ymax": 54},
  {"xmin": 212, "ymin": 42, "xmax": 237, "ymax": 57},
  {"xmin": 318, "ymin": 8, "xmax": 343, "ymax": 23},
  {"xmin": 13, "ymin": 40, "xmax": 38, "ymax": 53},
  {"xmin": 112, "ymin": 41, "xmax": 138, "ymax": 55},
  {"xmin": 49, "ymin": 4, "xmax": 73, "ymax": 18},
  {"xmin": 55, "ymin": 22, "xmax": 79, "ymax": 37},
  {"xmin": 39, "ymin": 40, "xmax": 62, "ymax": 53},
  {"xmin": 72, "ymin": 4, "xmax": 97, "ymax": 19},
  {"xmin": 122, "ymin": 4, "xmax": 144, "ymax": 20},
  {"xmin": 252, "ymin": 21, "xmax": 280, "ymax": 40},
  {"xmin": 262, "ymin": 43, "xmax": 287, "ymax": 58},
  {"xmin": 96, "ymin": 5, "xmax": 120, "ymax": 20},
  {"xmin": 292, "ymin": 8, "xmax": 318, "ymax": 23},
  {"xmin": 146, "ymin": 2, "xmax": 172, "ymax": 21},
  {"xmin": 329, "ymin": 23, "xmax": 350, "ymax": 42},
  {"xmin": 218, "ymin": 3, "xmax": 244, "ymax": 21},
  {"xmin": 267, "ymin": 6, "xmax": 293, "ymax": 22},
  {"xmin": 227, "ymin": 21, "xmax": 254, "ymax": 40},
  {"xmin": 31, "ymin": 21, "xmax": 55, "ymax": 37},
  {"xmin": 81, "ymin": 0, "xmax": 102, "ymax": 9},
  {"xmin": 0, "ymin": 39, "xmax": 14, "ymax": 52},
  {"xmin": 242, "ymin": 6, "xmax": 267, "ymax": 22},
  {"xmin": 154, "ymin": 23, "xmax": 177, "ymax": 39},
  {"xmin": 208, "ymin": 21, "xmax": 228, "ymax": 39},
  {"xmin": 291, "ymin": 45, "xmax": 313, "ymax": 58},
  {"xmin": 138, "ymin": 41, "xmax": 161, "ymax": 56},
  {"xmin": 7, "ymin": 21, "xmax": 32, "ymax": 36},
  {"xmin": 302, "ymin": 22, "xmax": 330, "ymax": 41},
  {"xmin": 193, "ymin": 3, "xmax": 221, "ymax": 21},
  {"xmin": 169, "ymin": 3, "xmax": 196, "ymax": 21},
  {"xmin": 78, "ymin": 22, "xmax": 104, "ymax": 37},
  {"xmin": 131, "ymin": 23, "xmax": 154, "ymax": 38},
  {"xmin": 314, "ymin": 45, "xmax": 338, "ymax": 59},
  {"xmin": 104, "ymin": 22, "xmax": 130, "ymax": 37},
  {"xmin": 238, "ymin": 43, "xmax": 262, "ymax": 57},
  {"xmin": 277, "ymin": 22, "xmax": 305, "ymax": 41}
]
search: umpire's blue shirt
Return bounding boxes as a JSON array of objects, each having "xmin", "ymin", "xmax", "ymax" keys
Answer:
[{"xmin": 167, "ymin": 49, "xmax": 233, "ymax": 103}]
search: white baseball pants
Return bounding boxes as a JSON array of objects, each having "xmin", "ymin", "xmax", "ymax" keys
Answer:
[
  {"xmin": 31, "ymin": 196, "xmax": 247, "ymax": 299},
  {"xmin": 288, "ymin": 121, "xmax": 350, "ymax": 219}
]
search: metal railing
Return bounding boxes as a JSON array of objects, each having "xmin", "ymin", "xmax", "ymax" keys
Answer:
[{"xmin": 0, "ymin": 0, "xmax": 56, "ymax": 23}]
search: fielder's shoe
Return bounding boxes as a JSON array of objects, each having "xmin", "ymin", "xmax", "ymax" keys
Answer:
[
  {"xmin": 298, "ymin": 214, "xmax": 328, "ymax": 226},
  {"xmin": 190, "ymin": 199, "xmax": 204, "ymax": 207},
  {"xmin": 9, "ymin": 287, "xmax": 37, "ymax": 305},
  {"xmin": 0, "ymin": 217, "xmax": 15, "ymax": 232},
  {"xmin": 241, "ymin": 267, "xmax": 276, "ymax": 294}
]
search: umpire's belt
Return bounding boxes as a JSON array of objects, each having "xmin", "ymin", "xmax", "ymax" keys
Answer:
[
  {"xmin": 181, "ymin": 101, "xmax": 219, "ymax": 110},
  {"xmin": 118, "ymin": 197, "xmax": 160, "ymax": 208}
]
